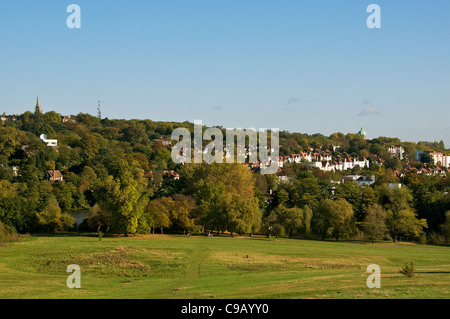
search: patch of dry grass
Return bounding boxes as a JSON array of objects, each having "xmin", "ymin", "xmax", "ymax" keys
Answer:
[
  {"xmin": 30, "ymin": 246, "xmax": 184, "ymax": 278},
  {"xmin": 209, "ymin": 251, "xmax": 391, "ymax": 272}
]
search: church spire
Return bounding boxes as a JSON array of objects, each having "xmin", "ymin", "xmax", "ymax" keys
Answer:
[{"xmin": 35, "ymin": 95, "xmax": 43, "ymax": 114}]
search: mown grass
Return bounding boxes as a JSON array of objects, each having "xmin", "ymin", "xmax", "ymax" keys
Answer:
[{"xmin": 0, "ymin": 234, "xmax": 449, "ymax": 299}]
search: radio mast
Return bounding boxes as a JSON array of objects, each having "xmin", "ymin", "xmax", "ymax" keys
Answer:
[{"xmin": 97, "ymin": 99, "xmax": 102, "ymax": 120}]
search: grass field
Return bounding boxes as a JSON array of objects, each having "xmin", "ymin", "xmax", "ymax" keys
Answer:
[{"xmin": 0, "ymin": 234, "xmax": 449, "ymax": 299}]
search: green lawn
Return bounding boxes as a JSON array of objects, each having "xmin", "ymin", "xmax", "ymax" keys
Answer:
[{"xmin": 0, "ymin": 234, "xmax": 449, "ymax": 299}]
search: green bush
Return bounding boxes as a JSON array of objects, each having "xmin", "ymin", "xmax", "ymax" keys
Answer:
[
  {"xmin": 400, "ymin": 262, "xmax": 416, "ymax": 277},
  {"xmin": 429, "ymin": 232, "xmax": 447, "ymax": 245},
  {"xmin": 419, "ymin": 233, "xmax": 427, "ymax": 245},
  {"xmin": 0, "ymin": 222, "xmax": 17, "ymax": 243}
]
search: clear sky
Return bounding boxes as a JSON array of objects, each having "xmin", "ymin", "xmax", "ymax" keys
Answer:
[{"xmin": 1, "ymin": 1, "xmax": 449, "ymax": 146}]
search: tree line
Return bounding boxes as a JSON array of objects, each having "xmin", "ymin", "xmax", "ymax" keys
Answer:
[{"xmin": 0, "ymin": 111, "xmax": 449, "ymax": 243}]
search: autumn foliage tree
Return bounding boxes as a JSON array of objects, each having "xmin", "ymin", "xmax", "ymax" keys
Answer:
[
  {"xmin": 144, "ymin": 198, "xmax": 171, "ymax": 234},
  {"xmin": 312, "ymin": 198, "xmax": 355, "ymax": 241},
  {"xmin": 93, "ymin": 161, "xmax": 150, "ymax": 236},
  {"xmin": 386, "ymin": 209, "xmax": 428, "ymax": 242},
  {"xmin": 36, "ymin": 195, "xmax": 75, "ymax": 232},
  {"xmin": 0, "ymin": 110, "xmax": 447, "ymax": 241},
  {"xmin": 363, "ymin": 204, "xmax": 388, "ymax": 244}
]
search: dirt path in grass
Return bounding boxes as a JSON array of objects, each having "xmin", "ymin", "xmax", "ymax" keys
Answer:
[{"xmin": 147, "ymin": 248, "xmax": 209, "ymax": 299}]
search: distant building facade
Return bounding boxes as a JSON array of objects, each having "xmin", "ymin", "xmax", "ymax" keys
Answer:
[
  {"xmin": 387, "ymin": 145, "xmax": 405, "ymax": 160},
  {"xmin": 428, "ymin": 151, "xmax": 450, "ymax": 168}
]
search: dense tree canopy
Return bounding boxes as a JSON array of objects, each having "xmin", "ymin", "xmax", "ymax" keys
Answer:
[{"xmin": 0, "ymin": 111, "xmax": 447, "ymax": 243}]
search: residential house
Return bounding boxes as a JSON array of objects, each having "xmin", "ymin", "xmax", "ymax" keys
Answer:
[
  {"xmin": 429, "ymin": 151, "xmax": 444, "ymax": 166},
  {"xmin": 387, "ymin": 145, "xmax": 405, "ymax": 160},
  {"xmin": 1, "ymin": 113, "xmax": 17, "ymax": 123},
  {"xmin": 341, "ymin": 175, "xmax": 375, "ymax": 186},
  {"xmin": 40, "ymin": 134, "xmax": 58, "ymax": 147},
  {"xmin": 62, "ymin": 115, "xmax": 77, "ymax": 123},
  {"xmin": 44, "ymin": 170, "xmax": 64, "ymax": 182},
  {"xmin": 152, "ymin": 138, "xmax": 172, "ymax": 147},
  {"xmin": 355, "ymin": 175, "xmax": 376, "ymax": 186}
]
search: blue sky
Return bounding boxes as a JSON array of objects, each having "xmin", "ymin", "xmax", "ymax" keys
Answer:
[{"xmin": 1, "ymin": 1, "xmax": 449, "ymax": 146}]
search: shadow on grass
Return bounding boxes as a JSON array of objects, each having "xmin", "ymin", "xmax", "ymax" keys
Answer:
[
  {"xmin": 416, "ymin": 271, "xmax": 450, "ymax": 274},
  {"xmin": 30, "ymin": 232, "xmax": 121, "ymax": 239},
  {"xmin": 25, "ymin": 232, "xmax": 450, "ymax": 248}
]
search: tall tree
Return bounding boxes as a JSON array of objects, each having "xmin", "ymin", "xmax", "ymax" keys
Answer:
[
  {"xmin": 144, "ymin": 199, "xmax": 171, "ymax": 234},
  {"xmin": 329, "ymin": 199, "xmax": 355, "ymax": 241},
  {"xmin": 219, "ymin": 193, "xmax": 262, "ymax": 236},
  {"xmin": 279, "ymin": 207, "xmax": 304, "ymax": 238},
  {"xmin": 194, "ymin": 180, "xmax": 226, "ymax": 232},
  {"xmin": 35, "ymin": 195, "xmax": 75, "ymax": 232},
  {"xmin": 95, "ymin": 165, "xmax": 149, "ymax": 235},
  {"xmin": 386, "ymin": 209, "xmax": 427, "ymax": 242},
  {"xmin": 312, "ymin": 199, "xmax": 333, "ymax": 240},
  {"xmin": 295, "ymin": 178, "xmax": 322, "ymax": 210},
  {"xmin": 380, "ymin": 186, "xmax": 414, "ymax": 214},
  {"xmin": 312, "ymin": 199, "xmax": 355, "ymax": 241},
  {"xmin": 363, "ymin": 204, "xmax": 388, "ymax": 244},
  {"xmin": 167, "ymin": 194, "xmax": 197, "ymax": 234}
]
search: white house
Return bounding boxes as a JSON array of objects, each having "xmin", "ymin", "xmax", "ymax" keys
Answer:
[
  {"xmin": 387, "ymin": 145, "xmax": 405, "ymax": 160},
  {"xmin": 302, "ymin": 162, "xmax": 324, "ymax": 169},
  {"xmin": 355, "ymin": 175, "xmax": 375, "ymax": 186},
  {"xmin": 40, "ymin": 134, "xmax": 58, "ymax": 147},
  {"xmin": 429, "ymin": 152, "xmax": 444, "ymax": 166},
  {"xmin": 443, "ymin": 155, "xmax": 450, "ymax": 168},
  {"xmin": 341, "ymin": 175, "xmax": 375, "ymax": 186}
]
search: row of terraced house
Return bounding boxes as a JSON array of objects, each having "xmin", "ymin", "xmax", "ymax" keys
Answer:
[
  {"xmin": 276, "ymin": 152, "xmax": 372, "ymax": 172},
  {"xmin": 241, "ymin": 151, "xmax": 374, "ymax": 173},
  {"xmin": 394, "ymin": 165, "xmax": 450, "ymax": 177}
]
